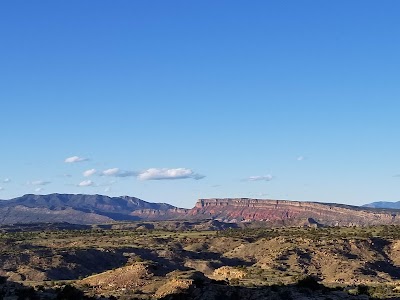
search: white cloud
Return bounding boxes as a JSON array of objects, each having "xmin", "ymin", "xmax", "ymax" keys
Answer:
[
  {"xmin": 83, "ymin": 169, "xmax": 97, "ymax": 177},
  {"xmin": 247, "ymin": 175, "xmax": 273, "ymax": 182},
  {"xmin": 78, "ymin": 180, "xmax": 94, "ymax": 187},
  {"xmin": 29, "ymin": 180, "xmax": 51, "ymax": 186},
  {"xmin": 102, "ymin": 168, "xmax": 120, "ymax": 176},
  {"xmin": 3, "ymin": 178, "xmax": 10, "ymax": 183},
  {"xmin": 35, "ymin": 187, "xmax": 44, "ymax": 193},
  {"xmin": 0, "ymin": 187, "xmax": 3, "ymax": 191},
  {"xmin": 137, "ymin": 168, "xmax": 205, "ymax": 181},
  {"xmin": 64, "ymin": 156, "xmax": 88, "ymax": 163},
  {"xmin": 297, "ymin": 156, "xmax": 305, "ymax": 161},
  {"xmin": 104, "ymin": 187, "xmax": 111, "ymax": 192},
  {"xmin": 101, "ymin": 168, "xmax": 137, "ymax": 177}
]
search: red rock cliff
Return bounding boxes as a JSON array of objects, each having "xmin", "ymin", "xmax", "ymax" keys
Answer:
[{"xmin": 189, "ymin": 198, "xmax": 400, "ymax": 226}]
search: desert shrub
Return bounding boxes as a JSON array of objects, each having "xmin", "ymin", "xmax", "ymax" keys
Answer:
[
  {"xmin": 367, "ymin": 284, "xmax": 393, "ymax": 297},
  {"xmin": 296, "ymin": 275, "xmax": 322, "ymax": 291},
  {"xmin": 36, "ymin": 285, "xmax": 45, "ymax": 292},
  {"xmin": 236, "ymin": 265, "xmax": 247, "ymax": 271},
  {"xmin": 256, "ymin": 269, "xmax": 263, "ymax": 275},
  {"xmin": 356, "ymin": 284, "xmax": 370, "ymax": 296},
  {"xmin": 56, "ymin": 285, "xmax": 85, "ymax": 300},
  {"xmin": 270, "ymin": 284, "xmax": 280, "ymax": 292}
]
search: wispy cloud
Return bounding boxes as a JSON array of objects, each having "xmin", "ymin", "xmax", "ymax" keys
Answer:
[
  {"xmin": 137, "ymin": 168, "xmax": 205, "ymax": 181},
  {"xmin": 246, "ymin": 175, "xmax": 273, "ymax": 182},
  {"xmin": 393, "ymin": 174, "xmax": 400, "ymax": 178},
  {"xmin": 64, "ymin": 156, "xmax": 88, "ymax": 163},
  {"xmin": 78, "ymin": 180, "xmax": 95, "ymax": 187},
  {"xmin": 104, "ymin": 187, "xmax": 111, "ymax": 193},
  {"xmin": 102, "ymin": 168, "xmax": 119, "ymax": 176},
  {"xmin": 29, "ymin": 180, "xmax": 51, "ymax": 186},
  {"xmin": 297, "ymin": 156, "xmax": 305, "ymax": 161},
  {"xmin": 0, "ymin": 187, "xmax": 4, "ymax": 191},
  {"xmin": 101, "ymin": 168, "xmax": 137, "ymax": 177},
  {"xmin": 3, "ymin": 178, "xmax": 10, "ymax": 183},
  {"xmin": 35, "ymin": 187, "xmax": 44, "ymax": 193},
  {"xmin": 83, "ymin": 169, "xmax": 97, "ymax": 177}
]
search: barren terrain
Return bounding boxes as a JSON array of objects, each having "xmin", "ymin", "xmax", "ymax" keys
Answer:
[{"xmin": 2, "ymin": 222, "xmax": 400, "ymax": 299}]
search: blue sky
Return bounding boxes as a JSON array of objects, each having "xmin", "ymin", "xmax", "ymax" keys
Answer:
[{"xmin": 1, "ymin": 1, "xmax": 399, "ymax": 207}]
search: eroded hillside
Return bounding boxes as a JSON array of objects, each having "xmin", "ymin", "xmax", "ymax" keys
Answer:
[{"xmin": 2, "ymin": 222, "xmax": 400, "ymax": 298}]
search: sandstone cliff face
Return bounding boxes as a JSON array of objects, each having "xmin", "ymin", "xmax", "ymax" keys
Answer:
[{"xmin": 189, "ymin": 198, "xmax": 400, "ymax": 226}]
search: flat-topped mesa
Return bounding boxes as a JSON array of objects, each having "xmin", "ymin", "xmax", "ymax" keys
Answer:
[
  {"xmin": 192, "ymin": 198, "xmax": 400, "ymax": 226},
  {"xmin": 195, "ymin": 198, "xmax": 392, "ymax": 211},
  {"xmin": 195, "ymin": 198, "xmax": 343, "ymax": 210},
  {"xmin": 196, "ymin": 198, "xmax": 307, "ymax": 208}
]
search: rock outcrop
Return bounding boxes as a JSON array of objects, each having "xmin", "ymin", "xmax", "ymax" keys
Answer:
[{"xmin": 189, "ymin": 198, "xmax": 400, "ymax": 226}]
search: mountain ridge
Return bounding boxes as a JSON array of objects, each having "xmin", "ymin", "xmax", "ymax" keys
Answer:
[
  {"xmin": 1, "ymin": 194, "xmax": 400, "ymax": 226},
  {"xmin": 363, "ymin": 200, "xmax": 400, "ymax": 209},
  {"xmin": 0, "ymin": 193, "xmax": 180, "ymax": 224}
]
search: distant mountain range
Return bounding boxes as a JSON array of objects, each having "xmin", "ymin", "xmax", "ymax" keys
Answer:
[
  {"xmin": 1, "ymin": 194, "xmax": 400, "ymax": 226},
  {"xmin": 363, "ymin": 201, "xmax": 400, "ymax": 209},
  {"xmin": 0, "ymin": 194, "xmax": 181, "ymax": 225}
]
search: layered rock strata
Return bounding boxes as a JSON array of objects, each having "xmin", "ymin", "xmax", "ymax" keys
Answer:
[{"xmin": 189, "ymin": 198, "xmax": 400, "ymax": 226}]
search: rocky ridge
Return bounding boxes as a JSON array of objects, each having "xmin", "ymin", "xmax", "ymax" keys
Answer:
[
  {"xmin": 190, "ymin": 198, "xmax": 400, "ymax": 226},
  {"xmin": 1, "ymin": 194, "xmax": 400, "ymax": 226}
]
